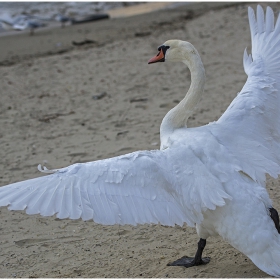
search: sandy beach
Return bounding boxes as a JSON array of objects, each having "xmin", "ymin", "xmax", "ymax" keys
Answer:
[{"xmin": 1, "ymin": 1, "xmax": 280, "ymax": 278}]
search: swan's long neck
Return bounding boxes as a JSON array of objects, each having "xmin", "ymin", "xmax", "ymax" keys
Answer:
[{"xmin": 160, "ymin": 52, "xmax": 205, "ymax": 149}]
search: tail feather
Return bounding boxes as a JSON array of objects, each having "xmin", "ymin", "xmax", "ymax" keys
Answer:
[{"xmin": 250, "ymin": 239, "xmax": 280, "ymax": 277}]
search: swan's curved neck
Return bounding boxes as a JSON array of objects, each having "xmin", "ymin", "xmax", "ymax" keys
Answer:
[{"xmin": 160, "ymin": 53, "xmax": 205, "ymax": 149}]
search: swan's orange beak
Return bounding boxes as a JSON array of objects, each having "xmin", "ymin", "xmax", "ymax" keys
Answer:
[{"xmin": 148, "ymin": 48, "xmax": 165, "ymax": 64}]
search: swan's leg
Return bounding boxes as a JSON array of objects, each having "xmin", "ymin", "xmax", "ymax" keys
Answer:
[
  {"xmin": 167, "ymin": 238, "xmax": 210, "ymax": 268},
  {"xmin": 269, "ymin": 207, "xmax": 280, "ymax": 234}
]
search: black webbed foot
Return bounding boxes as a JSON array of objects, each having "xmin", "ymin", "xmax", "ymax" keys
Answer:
[
  {"xmin": 167, "ymin": 255, "xmax": 210, "ymax": 268},
  {"xmin": 167, "ymin": 238, "xmax": 210, "ymax": 268}
]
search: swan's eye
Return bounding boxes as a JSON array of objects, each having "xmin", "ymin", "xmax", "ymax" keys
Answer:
[
  {"xmin": 158, "ymin": 45, "xmax": 170, "ymax": 53},
  {"xmin": 158, "ymin": 45, "xmax": 170, "ymax": 51}
]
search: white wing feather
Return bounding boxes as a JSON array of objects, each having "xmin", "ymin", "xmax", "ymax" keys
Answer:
[
  {"xmin": 0, "ymin": 147, "xmax": 231, "ymax": 227},
  {"xmin": 216, "ymin": 5, "xmax": 280, "ymax": 185}
]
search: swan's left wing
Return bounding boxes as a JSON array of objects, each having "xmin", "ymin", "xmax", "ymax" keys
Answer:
[{"xmin": 215, "ymin": 6, "xmax": 280, "ymax": 184}]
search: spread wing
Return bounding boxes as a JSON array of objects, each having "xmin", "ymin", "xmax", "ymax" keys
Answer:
[
  {"xmin": 215, "ymin": 6, "xmax": 280, "ymax": 185},
  {"xmin": 0, "ymin": 148, "xmax": 231, "ymax": 227}
]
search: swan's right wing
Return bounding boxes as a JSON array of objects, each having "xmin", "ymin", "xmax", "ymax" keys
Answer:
[
  {"xmin": 0, "ymin": 147, "xmax": 231, "ymax": 227},
  {"xmin": 0, "ymin": 150, "xmax": 187, "ymax": 226}
]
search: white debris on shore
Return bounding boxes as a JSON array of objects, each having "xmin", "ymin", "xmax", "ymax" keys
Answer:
[{"xmin": 0, "ymin": 2, "xmax": 142, "ymax": 32}]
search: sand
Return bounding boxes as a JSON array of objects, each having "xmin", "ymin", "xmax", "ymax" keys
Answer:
[{"xmin": 0, "ymin": 1, "xmax": 280, "ymax": 278}]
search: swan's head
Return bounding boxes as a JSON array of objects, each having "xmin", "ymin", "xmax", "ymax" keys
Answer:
[{"xmin": 148, "ymin": 39, "xmax": 199, "ymax": 64}]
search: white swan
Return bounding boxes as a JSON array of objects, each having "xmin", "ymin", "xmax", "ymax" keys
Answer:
[{"xmin": 1, "ymin": 5, "xmax": 280, "ymax": 277}]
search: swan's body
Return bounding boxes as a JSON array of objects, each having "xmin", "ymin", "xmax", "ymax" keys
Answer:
[{"xmin": 1, "ymin": 5, "xmax": 280, "ymax": 277}]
